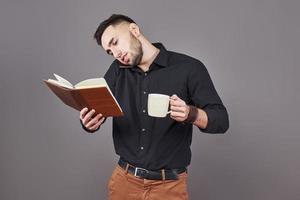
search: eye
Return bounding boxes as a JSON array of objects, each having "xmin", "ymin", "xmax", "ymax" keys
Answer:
[
  {"xmin": 107, "ymin": 50, "xmax": 113, "ymax": 56},
  {"xmin": 113, "ymin": 39, "xmax": 118, "ymax": 45}
]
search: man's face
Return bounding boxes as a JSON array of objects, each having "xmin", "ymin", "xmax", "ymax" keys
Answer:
[{"xmin": 101, "ymin": 23, "xmax": 143, "ymax": 66}]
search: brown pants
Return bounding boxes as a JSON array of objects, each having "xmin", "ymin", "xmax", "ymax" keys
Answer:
[{"xmin": 108, "ymin": 165, "xmax": 189, "ymax": 200}]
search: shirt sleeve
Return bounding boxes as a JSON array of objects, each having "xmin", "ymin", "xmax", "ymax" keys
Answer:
[{"xmin": 188, "ymin": 61, "xmax": 229, "ymax": 133}]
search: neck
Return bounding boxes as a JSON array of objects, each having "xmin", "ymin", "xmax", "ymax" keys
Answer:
[{"xmin": 138, "ymin": 39, "xmax": 160, "ymax": 72}]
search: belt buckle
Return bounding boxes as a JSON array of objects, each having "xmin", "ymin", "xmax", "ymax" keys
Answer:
[{"xmin": 134, "ymin": 167, "xmax": 149, "ymax": 177}]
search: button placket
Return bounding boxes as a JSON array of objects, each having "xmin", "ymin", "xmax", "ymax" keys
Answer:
[
  {"xmin": 138, "ymin": 71, "xmax": 149, "ymax": 154},
  {"xmin": 141, "ymin": 72, "xmax": 148, "ymax": 115}
]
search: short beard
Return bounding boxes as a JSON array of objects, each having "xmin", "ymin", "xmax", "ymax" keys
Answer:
[{"xmin": 129, "ymin": 33, "xmax": 143, "ymax": 66}]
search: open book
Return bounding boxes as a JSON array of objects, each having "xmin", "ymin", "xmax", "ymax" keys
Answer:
[{"xmin": 44, "ymin": 74, "xmax": 123, "ymax": 117}]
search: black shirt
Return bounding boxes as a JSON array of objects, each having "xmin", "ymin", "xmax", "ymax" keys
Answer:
[{"xmin": 93, "ymin": 43, "xmax": 228, "ymax": 170}]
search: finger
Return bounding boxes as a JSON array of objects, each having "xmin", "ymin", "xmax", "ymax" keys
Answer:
[
  {"xmin": 82, "ymin": 109, "xmax": 95, "ymax": 124},
  {"xmin": 87, "ymin": 113, "xmax": 102, "ymax": 127},
  {"xmin": 86, "ymin": 113, "xmax": 102, "ymax": 128},
  {"xmin": 80, "ymin": 107, "xmax": 88, "ymax": 120},
  {"xmin": 170, "ymin": 99, "xmax": 185, "ymax": 107},
  {"xmin": 170, "ymin": 111, "xmax": 186, "ymax": 118},
  {"xmin": 170, "ymin": 114, "xmax": 183, "ymax": 121},
  {"xmin": 170, "ymin": 94, "xmax": 179, "ymax": 100},
  {"xmin": 170, "ymin": 101, "xmax": 185, "ymax": 108},
  {"xmin": 170, "ymin": 105, "xmax": 185, "ymax": 112},
  {"xmin": 89, "ymin": 122, "xmax": 100, "ymax": 131},
  {"xmin": 170, "ymin": 95, "xmax": 182, "ymax": 102},
  {"xmin": 89, "ymin": 117, "xmax": 105, "ymax": 130},
  {"xmin": 99, "ymin": 116, "xmax": 106, "ymax": 123}
]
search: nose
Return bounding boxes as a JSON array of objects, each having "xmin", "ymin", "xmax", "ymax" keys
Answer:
[{"xmin": 112, "ymin": 48, "xmax": 121, "ymax": 59}]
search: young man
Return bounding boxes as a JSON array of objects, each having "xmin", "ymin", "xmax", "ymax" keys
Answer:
[{"xmin": 80, "ymin": 14, "xmax": 229, "ymax": 200}]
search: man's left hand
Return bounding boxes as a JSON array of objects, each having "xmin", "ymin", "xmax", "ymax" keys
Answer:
[{"xmin": 169, "ymin": 94, "xmax": 190, "ymax": 122}]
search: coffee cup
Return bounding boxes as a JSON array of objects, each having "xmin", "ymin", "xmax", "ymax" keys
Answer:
[{"xmin": 147, "ymin": 93, "xmax": 171, "ymax": 117}]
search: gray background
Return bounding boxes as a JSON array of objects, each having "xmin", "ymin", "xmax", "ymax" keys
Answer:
[{"xmin": 1, "ymin": 0, "xmax": 299, "ymax": 199}]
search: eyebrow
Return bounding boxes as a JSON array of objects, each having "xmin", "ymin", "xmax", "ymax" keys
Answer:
[{"xmin": 105, "ymin": 37, "xmax": 114, "ymax": 55}]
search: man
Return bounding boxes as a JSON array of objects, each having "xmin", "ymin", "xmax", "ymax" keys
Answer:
[{"xmin": 80, "ymin": 14, "xmax": 229, "ymax": 200}]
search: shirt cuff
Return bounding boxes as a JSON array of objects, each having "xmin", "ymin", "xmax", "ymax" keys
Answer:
[{"xmin": 198, "ymin": 108, "xmax": 229, "ymax": 133}]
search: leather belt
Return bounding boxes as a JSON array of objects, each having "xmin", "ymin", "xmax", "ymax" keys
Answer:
[{"xmin": 118, "ymin": 159, "xmax": 187, "ymax": 180}]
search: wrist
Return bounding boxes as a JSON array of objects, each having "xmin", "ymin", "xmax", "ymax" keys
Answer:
[{"xmin": 184, "ymin": 105, "xmax": 198, "ymax": 123}]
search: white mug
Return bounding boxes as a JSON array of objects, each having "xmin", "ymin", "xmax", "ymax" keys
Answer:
[{"xmin": 147, "ymin": 93, "xmax": 171, "ymax": 118}]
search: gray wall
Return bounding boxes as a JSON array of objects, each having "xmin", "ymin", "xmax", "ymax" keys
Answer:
[{"xmin": 1, "ymin": 0, "xmax": 299, "ymax": 199}]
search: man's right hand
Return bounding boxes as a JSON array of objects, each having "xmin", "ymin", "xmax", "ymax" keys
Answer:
[{"xmin": 80, "ymin": 107, "xmax": 106, "ymax": 132}]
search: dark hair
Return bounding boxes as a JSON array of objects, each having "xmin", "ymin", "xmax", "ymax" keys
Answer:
[{"xmin": 94, "ymin": 14, "xmax": 136, "ymax": 46}]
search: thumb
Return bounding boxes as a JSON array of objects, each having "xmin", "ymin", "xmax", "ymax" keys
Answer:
[{"xmin": 170, "ymin": 94, "xmax": 178, "ymax": 100}]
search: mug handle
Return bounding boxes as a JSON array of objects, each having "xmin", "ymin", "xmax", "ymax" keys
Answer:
[{"xmin": 167, "ymin": 98, "xmax": 172, "ymax": 114}]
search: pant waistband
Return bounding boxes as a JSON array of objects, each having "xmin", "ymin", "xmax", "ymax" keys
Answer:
[{"xmin": 118, "ymin": 159, "xmax": 187, "ymax": 180}]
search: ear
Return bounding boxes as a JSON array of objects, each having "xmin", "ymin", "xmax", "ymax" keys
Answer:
[{"xmin": 129, "ymin": 23, "xmax": 141, "ymax": 37}]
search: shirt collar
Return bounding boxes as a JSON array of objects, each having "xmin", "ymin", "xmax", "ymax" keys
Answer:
[{"xmin": 152, "ymin": 42, "xmax": 168, "ymax": 67}]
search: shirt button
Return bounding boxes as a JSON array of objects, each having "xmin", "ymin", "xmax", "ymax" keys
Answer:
[
  {"xmin": 142, "ymin": 128, "xmax": 146, "ymax": 132},
  {"xmin": 143, "ymin": 91, "xmax": 147, "ymax": 94},
  {"xmin": 143, "ymin": 109, "xmax": 146, "ymax": 113},
  {"xmin": 140, "ymin": 146, "xmax": 144, "ymax": 150},
  {"xmin": 144, "ymin": 73, "xmax": 147, "ymax": 76}
]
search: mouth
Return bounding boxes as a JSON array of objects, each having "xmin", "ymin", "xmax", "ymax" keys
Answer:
[{"xmin": 121, "ymin": 53, "xmax": 129, "ymax": 64}]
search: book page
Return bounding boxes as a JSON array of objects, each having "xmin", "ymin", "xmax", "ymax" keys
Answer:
[
  {"xmin": 47, "ymin": 79, "xmax": 74, "ymax": 89},
  {"xmin": 53, "ymin": 74, "xmax": 74, "ymax": 88},
  {"xmin": 75, "ymin": 78, "xmax": 107, "ymax": 89}
]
